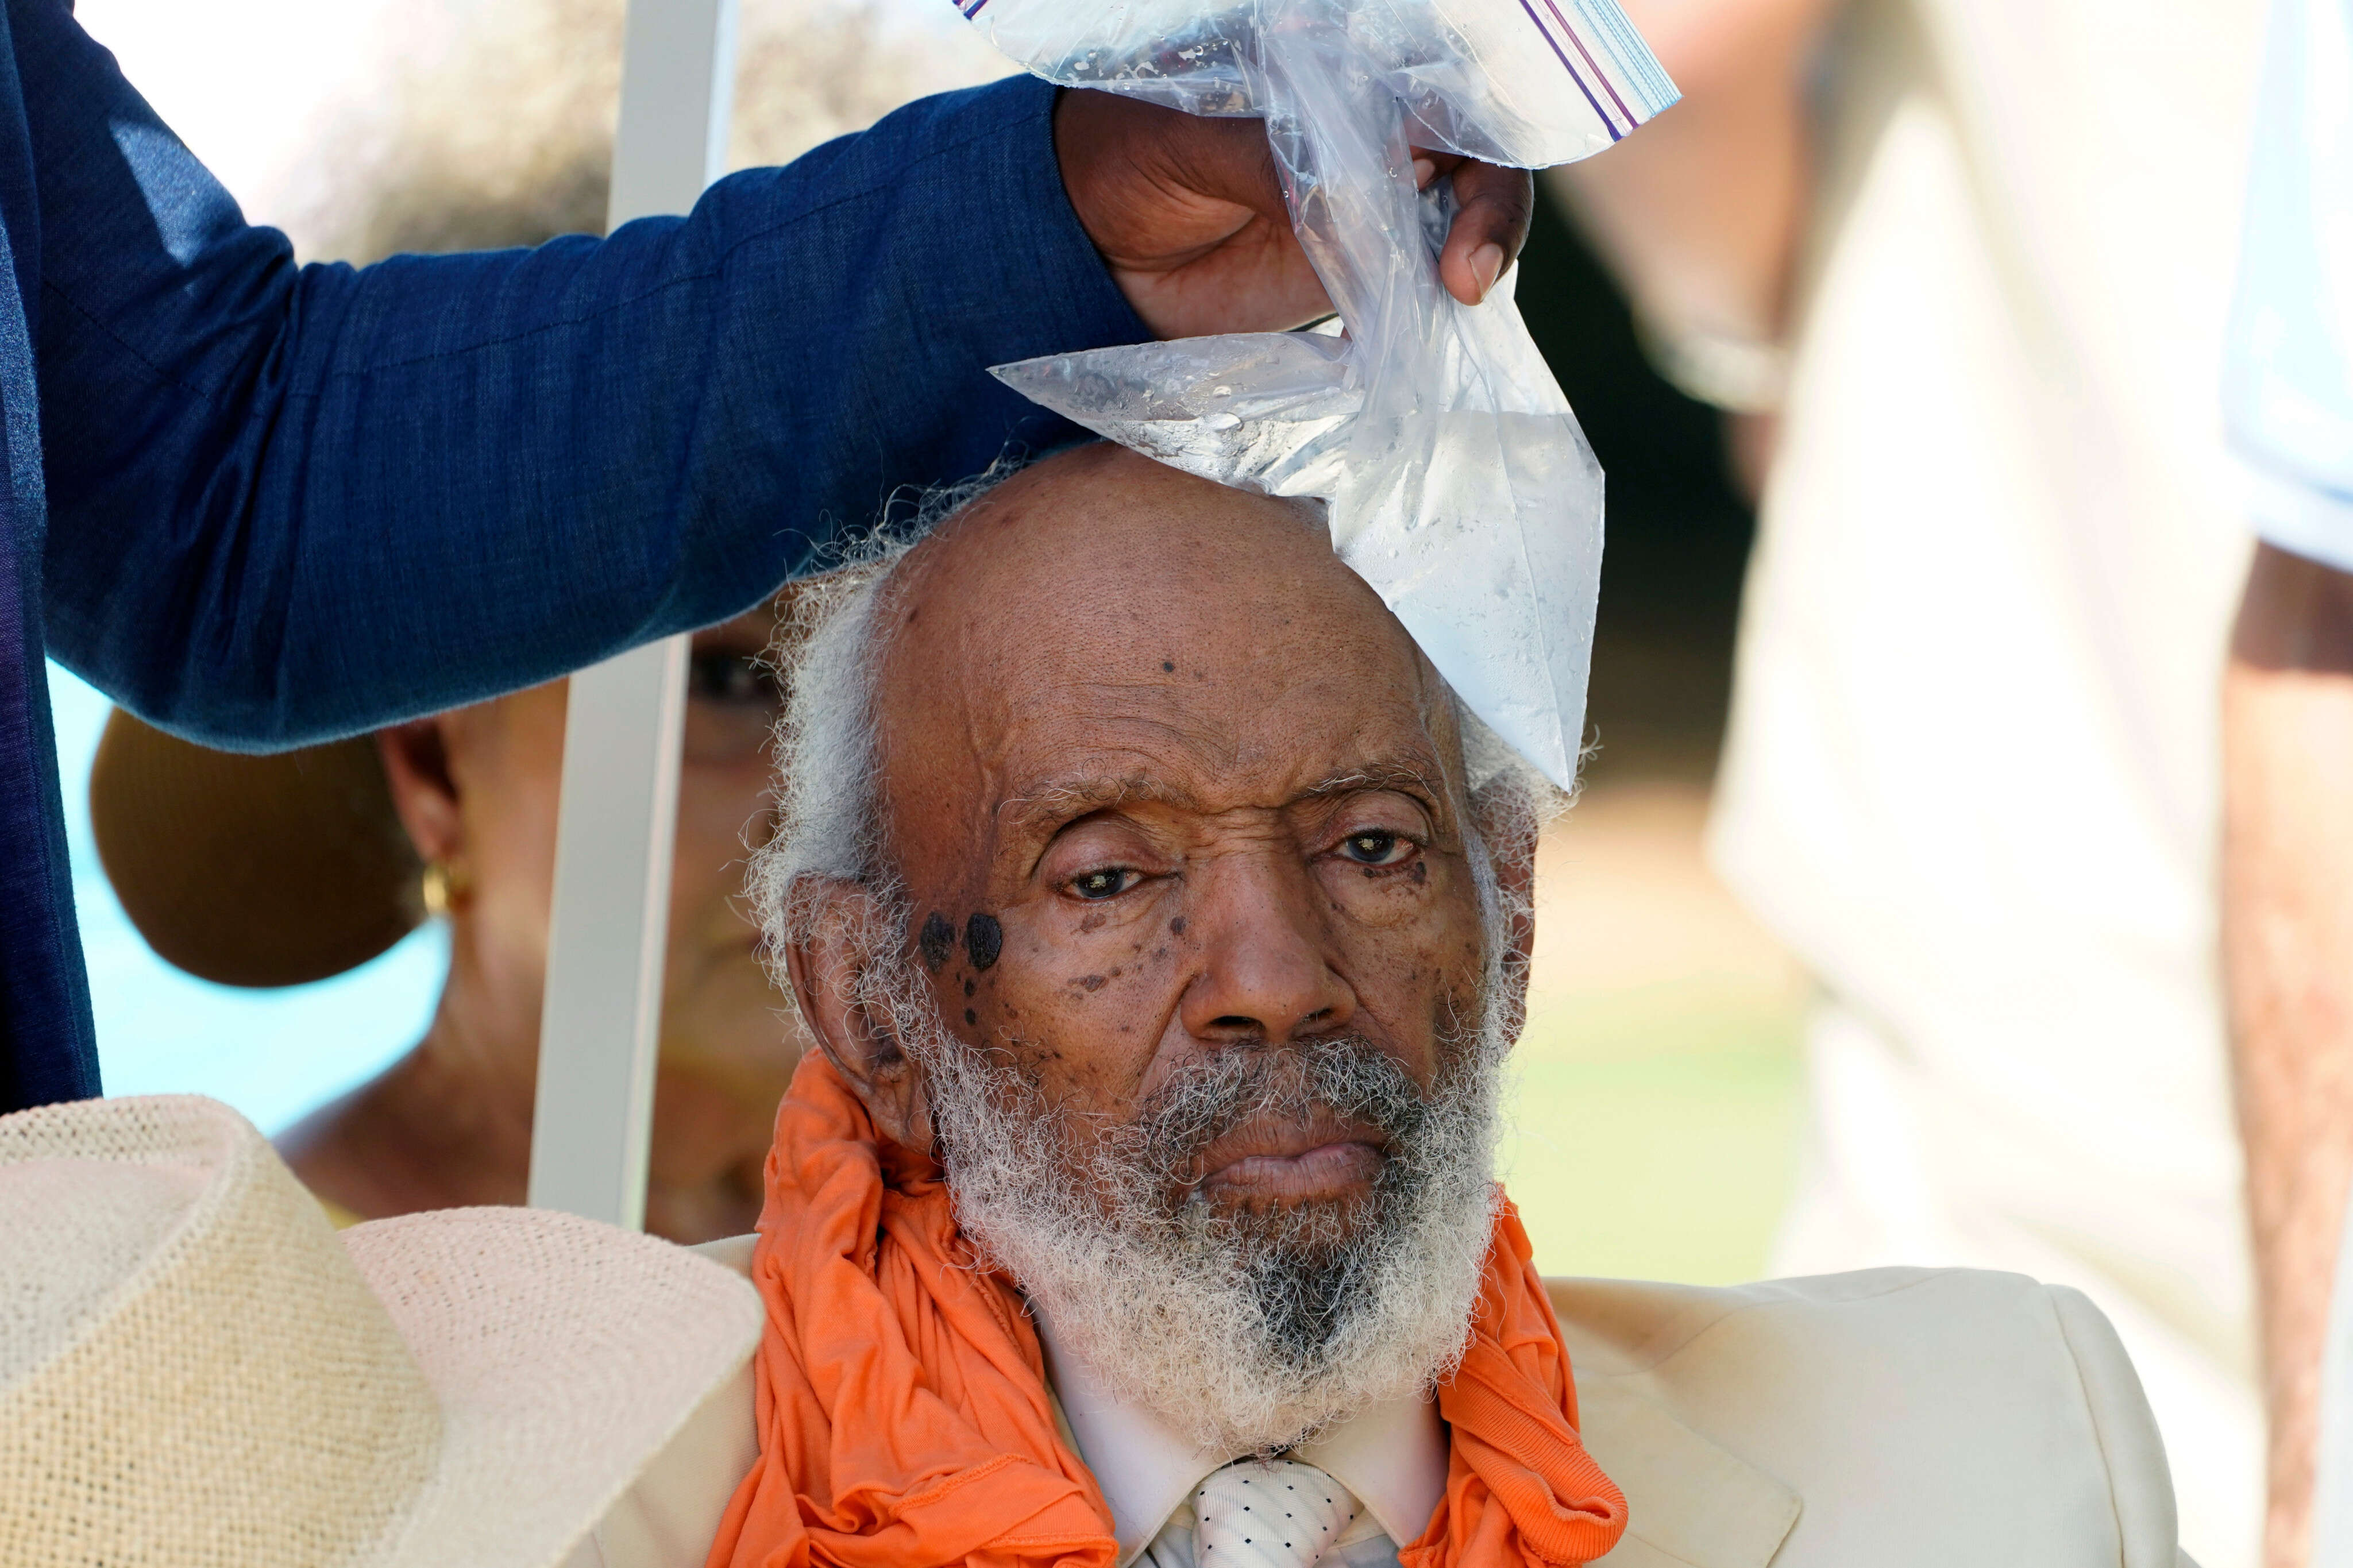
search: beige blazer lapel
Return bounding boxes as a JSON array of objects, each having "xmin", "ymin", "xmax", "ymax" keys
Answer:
[
  {"xmin": 1547, "ymin": 1279, "xmax": 1802, "ymax": 1568},
  {"xmin": 1575, "ymin": 1376, "xmax": 1800, "ymax": 1568}
]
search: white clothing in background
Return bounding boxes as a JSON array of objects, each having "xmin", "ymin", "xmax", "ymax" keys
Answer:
[{"xmin": 1707, "ymin": 0, "xmax": 2268, "ymax": 1562}]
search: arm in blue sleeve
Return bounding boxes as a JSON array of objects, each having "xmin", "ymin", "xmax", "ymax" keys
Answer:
[
  {"xmin": 26, "ymin": 0, "xmax": 1145, "ymax": 748},
  {"xmin": 2224, "ymin": 0, "xmax": 2353, "ymax": 575}
]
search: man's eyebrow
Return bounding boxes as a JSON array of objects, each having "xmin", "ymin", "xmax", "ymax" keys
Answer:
[
  {"xmin": 996, "ymin": 775, "xmax": 1206, "ymax": 837},
  {"xmin": 1299, "ymin": 758, "xmax": 1452, "ymax": 807}
]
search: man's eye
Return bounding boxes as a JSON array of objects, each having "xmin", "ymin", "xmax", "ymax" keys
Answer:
[
  {"xmin": 1338, "ymin": 829, "xmax": 1410, "ymax": 866},
  {"xmin": 1070, "ymin": 868, "xmax": 1136, "ymax": 901}
]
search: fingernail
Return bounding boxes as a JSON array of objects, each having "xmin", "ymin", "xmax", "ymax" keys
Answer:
[
  {"xmin": 1471, "ymin": 243, "xmax": 1503, "ymax": 300},
  {"xmin": 1413, "ymin": 156, "xmax": 1436, "ymax": 188}
]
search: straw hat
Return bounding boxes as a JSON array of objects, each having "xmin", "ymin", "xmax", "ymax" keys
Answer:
[
  {"xmin": 88, "ymin": 711, "xmax": 423, "ymax": 987},
  {"xmin": 0, "ymin": 1094, "xmax": 763, "ymax": 1567}
]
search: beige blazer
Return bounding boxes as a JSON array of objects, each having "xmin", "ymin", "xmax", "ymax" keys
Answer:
[{"xmin": 572, "ymin": 1249, "xmax": 2188, "ymax": 1568}]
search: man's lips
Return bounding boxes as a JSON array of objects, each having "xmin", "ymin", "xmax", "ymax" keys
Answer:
[{"xmin": 1189, "ymin": 1112, "xmax": 1389, "ymax": 1206}]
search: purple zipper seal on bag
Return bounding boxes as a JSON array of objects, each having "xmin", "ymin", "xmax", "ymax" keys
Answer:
[{"xmin": 1512, "ymin": 0, "xmax": 1623, "ymax": 138}]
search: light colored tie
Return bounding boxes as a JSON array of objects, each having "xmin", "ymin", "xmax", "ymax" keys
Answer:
[{"xmin": 1192, "ymin": 1459, "xmax": 1364, "ymax": 1568}]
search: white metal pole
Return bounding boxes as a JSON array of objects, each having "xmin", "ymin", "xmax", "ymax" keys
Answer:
[{"xmin": 528, "ymin": 0, "xmax": 739, "ymax": 1229}]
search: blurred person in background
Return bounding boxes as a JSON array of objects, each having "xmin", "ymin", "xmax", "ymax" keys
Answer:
[
  {"xmin": 2221, "ymin": 0, "xmax": 2353, "ymax": 1561},
  {"xmin": 296, "ymin": 610, "xmax": 794, "ymax": 1241},
  {"xmin": 92, "ymin": 608, "xmax": 797, "ymax": 1243},
  {"xmin": 1556, "ymin": 0, "xmax": 2270, "ymax": 1563}
]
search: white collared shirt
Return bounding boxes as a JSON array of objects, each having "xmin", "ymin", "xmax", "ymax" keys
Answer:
[{"xmin": 1028, "ymin": 1306, "xmax": 1449, "ymax": 1568}]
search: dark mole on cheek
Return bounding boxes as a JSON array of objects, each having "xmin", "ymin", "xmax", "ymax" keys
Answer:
[
  {"xmin": 919, "ymin": 913, "xmax": 954, "ymax": 971},
  {"xmin": 1162, "ymin": 660, "xmax": 1175, "ymax": 673},
  {"xmin": 1078, "ymin": 974, "xmax": 1107, "ymax": 992},
  {"xmin": 964, "ymin": 913, "xmax": 1003, "ymax": 971},
  {"xmin": 1410, "ymin": 861, "xmax": 1428, "ymax": 885},
  {"xmin": 965, "ymin": 1008, "xmax": 978, "ymax": 1026},
  {"xmin": 1079, "ymin": 910, "xmax": 1108, "ymax": 934},
  {"xmin": 1169, "ymin": 916, "xmax": 1187, "ymax": 936}
]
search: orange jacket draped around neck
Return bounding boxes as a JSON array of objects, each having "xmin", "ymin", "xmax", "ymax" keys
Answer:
[{"xmin": 707, "ymin": 1055, "xmax": 1628, "ymax": 1568}]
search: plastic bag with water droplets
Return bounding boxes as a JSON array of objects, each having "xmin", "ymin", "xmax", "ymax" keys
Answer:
[{"xmin": 967, "ymin": 0, "xmax": 1675, "ymax": 790}]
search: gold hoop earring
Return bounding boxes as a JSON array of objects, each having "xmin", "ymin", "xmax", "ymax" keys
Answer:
[{"xmin": 421, "ymin": 859, "xmax": 472, "ymax": 918}]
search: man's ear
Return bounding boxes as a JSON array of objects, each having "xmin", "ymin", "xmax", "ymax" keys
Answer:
[
  {"xmin": 782, "ymin": 880, "xmax": 934, "ymax": 1153},
  {"xmin": 1469, "ymin": 781, "xmax": 1540, "ymax": 1046}
]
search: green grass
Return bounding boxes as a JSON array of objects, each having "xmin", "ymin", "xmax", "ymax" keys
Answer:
[{"xmin": 1499, "ymin": 980, "xmax": 1807, "ymax": 1285}]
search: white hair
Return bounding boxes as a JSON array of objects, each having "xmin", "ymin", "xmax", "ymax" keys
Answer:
[
  {"xmin": 747, "ymin": 467, "xmax": 1021, "ymax": 965},
  {"xmin": 880, "ymin": 934, "xmax": 1513, "ymax": 1454}
]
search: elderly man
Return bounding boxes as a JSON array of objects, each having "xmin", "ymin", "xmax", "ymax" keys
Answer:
[{"xmin": 576, "ymin": 445, "xmax": 2187, "ymax": 1568}]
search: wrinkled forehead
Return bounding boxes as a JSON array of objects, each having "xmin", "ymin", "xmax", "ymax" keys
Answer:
[{"xmin": 868, "ymin": 450, "xmax": 1463, "ymax": 873}]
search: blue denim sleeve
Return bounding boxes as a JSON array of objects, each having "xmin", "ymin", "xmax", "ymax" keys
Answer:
[
  {"xmin": 2224, "ymin": 0, "xmax": 2353, "ymax": 574},
  {"xmin": 25, "ymin": 0, "xmax": 1145, "ymax": 748}
]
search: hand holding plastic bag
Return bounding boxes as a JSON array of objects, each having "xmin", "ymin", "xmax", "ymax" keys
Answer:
[{"xmin": 974, "ymin": 0, "xmax": 1674, "ymax": 790}]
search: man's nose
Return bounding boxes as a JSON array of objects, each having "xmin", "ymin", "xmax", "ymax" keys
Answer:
[{"xmin": 1178, "ymin": 855, "xmax": 1356, "ymax": 1045}]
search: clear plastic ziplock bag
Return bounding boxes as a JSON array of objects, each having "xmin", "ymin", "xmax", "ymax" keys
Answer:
[{"xmin": 969, "ymin": 0, "xmax": 1675, "ymax": 790}]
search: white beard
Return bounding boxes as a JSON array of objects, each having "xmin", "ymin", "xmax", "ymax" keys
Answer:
[{"xmin": 870, "ymin": 951, "xmax": 1509, "ymax": 1457}]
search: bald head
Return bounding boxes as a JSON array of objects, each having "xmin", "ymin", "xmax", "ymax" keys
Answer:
[{"xmin": 868, "ymin": 444, "xmax": 1464, "ymax": 912}]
